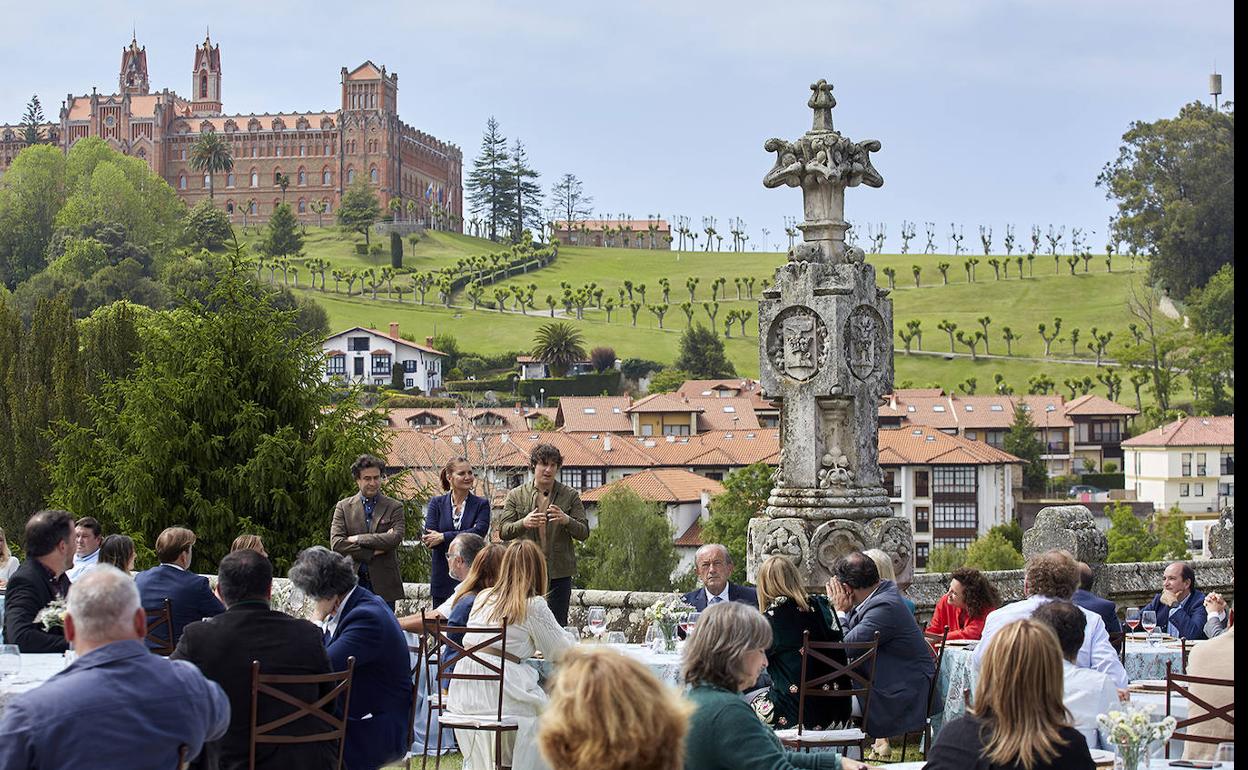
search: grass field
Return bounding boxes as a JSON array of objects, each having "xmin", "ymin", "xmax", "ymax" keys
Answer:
[{"xmin": 278, "ymin": 228, "xmax": 1184, "ymax": 405}]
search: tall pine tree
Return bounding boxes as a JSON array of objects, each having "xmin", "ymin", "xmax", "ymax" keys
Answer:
[
  {"xmin": 508, "ymin": 139, "xmax": 542, "ymax": 241},
  {"xmin": 467, "ymin": 117, "xmax": 513, "ymax": 242},
  {"xmin": 21, "ymin": 96, "xmax": 45, "ymax": 145}
]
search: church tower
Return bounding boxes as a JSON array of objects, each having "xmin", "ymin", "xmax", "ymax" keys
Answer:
[
  {"xmin": 119, "ymin": 34, "xmax": 150, "ymax": 95},
  {"xmin": 190, "ymin": 31, "xmax": 223, "ymax": 116}
]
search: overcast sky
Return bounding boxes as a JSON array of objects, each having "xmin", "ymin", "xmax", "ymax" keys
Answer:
[{"xmin": 1, "ymin": 0, "xmax": 1234, "ymax": 252}]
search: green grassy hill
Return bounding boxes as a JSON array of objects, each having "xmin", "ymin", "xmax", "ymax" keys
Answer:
[{"xmin": 274, "ymin": 227, "xmax": 1175, "ymax": 405}]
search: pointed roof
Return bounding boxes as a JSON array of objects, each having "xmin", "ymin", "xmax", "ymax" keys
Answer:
[
  {"xmin": 1063, "ymin": 393, "xmax": 1140, "ymax": 417},
  {"xmin": 580, "ymin": 468, "xmax": 724, "ymax": 504},
  {"xmin": 1122, "ymin": 416, "xmax": 1235, "ymax": 448},
  {"xmin": 878, "ymin": 426, "xmax": 1023, "ymax": 465},
  {"xmin": 345, "ymin": 61, "xmax": 384, "ymax": 81},
  {"xmin": 626, "ymin": 393, "xmax": 703, "ymax": 413}
]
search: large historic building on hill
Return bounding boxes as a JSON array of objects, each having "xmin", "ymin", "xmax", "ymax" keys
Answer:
[{"xmin": 0, "ymin": 34, "xmax": 463, "ymax": 224}]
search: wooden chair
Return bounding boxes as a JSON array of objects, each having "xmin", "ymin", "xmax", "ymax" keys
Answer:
[
  {"xmin": 777, "ymin": 630, "xmax": 881, "ymax": 755},
  {"xmin": 144, "ymin": 598, "xmax": 175, "ymax": 656},
  {"xmin": 1107, "ymin": 631, "xmax": 1126, "ymax": 664},
  {"xmin": 175, "ymin": 744, "xmax": 188, "ymax": 770},
  {"xmin": 248, "ymin": 656, "xmax": 355, "ymax": 770},
  {"xmin": 1180, "ymin": 637, "xmax": 1192, "ymax": 672},
  {"xmin": 427, "ymin": 617, "xmax": 517, "ymax": 770},
  {"xmin": 901, "ymin": 625, "xmax": 949, "ymax": 760},
  {"xmin": 408, "ymin": 610, "xmax": 445, "ymax": 770},
  {"xmin": 1164, "ymin": 661, "xmax": 1234, "ymax": 758}
]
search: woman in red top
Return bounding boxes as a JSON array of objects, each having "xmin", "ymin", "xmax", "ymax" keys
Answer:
[{"xmin": 926, "ymin": 566, "xmax": 1000, "ymax": 640}]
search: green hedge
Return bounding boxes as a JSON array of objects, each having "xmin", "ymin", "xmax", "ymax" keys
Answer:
[
  {"xmin": 518, "ymin": 370, "xmax": 622, "ymax": 398},
  {"xmin": 444, "ymin": 376, "xmax": 518, "ymax": 393},
  {"xmin": 381, "ymin": 394, "xmax": 457, "ymax": 408},
  {"xmin": 1080, "ymin": 472, "xmax": 1125, "ymax": 490}
]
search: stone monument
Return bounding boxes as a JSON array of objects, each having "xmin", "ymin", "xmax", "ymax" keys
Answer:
[
  {"xmin": 1206, "ymin": 505, "xmax": 1234, "ymax": 559},
  {"xmin": 747, "ymin": 80, "xmax": 913, "ymax": 588},
  {"xmin": 1022, "ymin": 503, "xmax": 1110, "ymax": 594}
]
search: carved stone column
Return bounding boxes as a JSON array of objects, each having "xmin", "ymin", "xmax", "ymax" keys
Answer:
[{"xmin": 747, "ymin": 81, "xmax": 913, "ymax": 589}]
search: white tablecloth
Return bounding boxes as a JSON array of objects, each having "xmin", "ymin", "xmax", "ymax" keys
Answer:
[
  {"xmin": 0, "ymin": 653, "xmax": 67, "ymax": 716},
  {"xmin": 527, "ymin": 642, "xmax": 683, "ymax": 685}
]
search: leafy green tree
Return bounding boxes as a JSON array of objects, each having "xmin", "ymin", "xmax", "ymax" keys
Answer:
[
  {"xmin": 262, "ymin": 203, "xmax": 303, "ymax": 258},
  {"xmin": 184, "ymin": 200, "xmax": 232, "ymax": 250},
  {"xmin": 576, "ymin": 486, "xmax": 679, "ymax": 591},
  {"xmin": 963, "ymin": 530, "xmax": 1024, "ymax": 571},
  {"xmin": 1097, "ymin": 101, "xmax": 1234, "ymax": 299},
  {"xmin": 0, "ymin": 145, "xmax": 68, "ymax": 287},
  {"xmin": 928, "ymin": 545, "xmax": 967, "ymax": 573},
  {"xmin": 337, "ymin": 181, "xmax": 381, "ymax": 246},
  {"xmin": 647, "ymin": 367, "xmax": 692, "ymax": 394},
  {"xmin": 1186, "ymin": 264, "xmax": 1234, "ymax": 337},
  {"xmin": 77, "ymin": 300, "xmax": 147, "ymax": 398},
  {"xmin": 1106, "ymin": 501, "xmax": 1156, "ymax": 563},
  {"xmin": 189, "ymin": 131, "xmax": 233, "ymax": 201},
  {"xmin": 49, "ymin": 253, "xmax": 389, "ymax": 570},
  {"xmin": 1150, "ymin": 507, "xmax": 1191, "ymax": 561},
  {"xmin": 531, "ymin": 321, "xmax": 586, "ymax": 377},
  {"xmin": 702, "ymin": 462, "xmax": 773, "ymax": 585},
  {"xmin": 988, "ymin": 520, "xmax": 1024, "ymax": 553},
  {"xmin": 1004, "ymin": 403, "xmax": 1048, "ymax": 495},
  {"xmin": 674, "ymin": 324, "xmax": 736, "ymax": 379}
]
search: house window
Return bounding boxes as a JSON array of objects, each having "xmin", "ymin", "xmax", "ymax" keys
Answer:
[
  {"xmin": 559, "ymin": 468, "xmax": 604, "ymax": 490},
  {"xmin": 915, "ymin": 506, "xmax": 930, "ymax": 533},
  {"xmin": 965, "ymin": 431, "xmax": 977, "ymax": 441},
  {"xmin": 1218, "ymin": 482, "xmax": 1233, "ymax": 498},
  {"xmin": 370, "ymin": 167, "xmax": 379, "ymax": 183},
  {"xmin": 297, "ymin": 199, "xmax": 306, "ymax": 213},
  {"xmin": 249, "ymin": 200, "xmax": 257, "ymax": 215},
  {"xmin": 323, "ymin": 169, "xmax": 332, "ymax": 185},
  {"xmin": 1221, "ymin": 454, "xmax": 1234, "ymax": 475},
  {"xmin": 1090, "ymin": 421, "xmax": 1121, "ymax": 443},
  {"xmin": 298, "ymin": 169, "xmax": 306, "ymax": 186},
  {"xmin": 984, "ymin": 430, "xmax": 1006, "ymax": 449},
  {"xmin": 662, "ymin": 424, "xmax": 690, "ymax": 436},
  {"xmin": 1181, "ymin": 453, "xmax": 1192, "ymax": 476},
  {"xmin": 933, "ymin": 466, "xmax": 977, "ymax": 494},
  {"xmin": 883, "ymin": 469, "xmax": 899, "ymax": 498},
  {"xmin": 178, "ymin": 175, "xmax": 187, "ymax": 189},
  {"xmin": 1193, "ymin": 483, "xmax": 1205, "ymax": 497},
  {"xmin": 1196, "ymin": 453, "xmax": 1207, "ymax": 475},
  {"xmin": 934, "ymin": 502, "xmax": 977, "ymax": 529},
  {"xmin": 226, "ymin": 173, "xmax": 235, "ymax": 187},
  {"xmin": 934, "ymin": 536, "xmax": 974, "ymax": 550},
  {"xmin": 348, "ymin": 336, "xmax": 371, "ymax": 352},
  {"xmin": 326, "ymin": 355, "xmax": 346, "ymax": 375},
  {"xmin": 203, "ymin": 173, "xmax": 211, "ymax": 189},
  {"xmin": 250, "ymin": 171, "xmax": 259, "ymax": 187},
  {"xmin": 347, "ymin": 168, "xmax": 356, "ymax": 184},
  {"xmin": 371, "ymin": 354, "xmax": 392, "ymax": 374},
  {"xmin": 1180, "ymin": 483, "xmax": 1190, "ymax": 497},
  {"xmin": 402, "ymin": 360, "xmax": 419, "ymax": 373},
  {"xmin": 915, "ymin": 470, "xmax": 930, "ymax": 498},
  {"xmin": 916, "ymin": 543, "xmax": 929, "ymax": 569}
]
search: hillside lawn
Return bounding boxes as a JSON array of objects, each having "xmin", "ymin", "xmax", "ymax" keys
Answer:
[{"xmin": 281, "ymin": 228, "xmax": 1184, "ymax": 406}]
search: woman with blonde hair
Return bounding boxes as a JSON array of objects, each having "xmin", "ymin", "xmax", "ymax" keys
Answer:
[
  {"xmin": 925, "ymin": 619, "xmax": 1094, "ymax": 769},
  {"xmin": 447, "ymin": 539, "xmax": 572, "ymax": 770},
  {"xmin": 682, "ymin": 600, "xmax": 876, "ymax": 770},
  {"xmin": 230, "ymin": 533, "xmax": 267, "ymax": 557},
  {"xmin": 753, "ymin": 554, "xmax": 849, "ymax": 730},
  {"xmin": 0, "ymin": 526, "xmax": 19, "ymax": 586},
  {"xmin": 538, "ymin": 647, "xmax": 691, "ymax": 770}
]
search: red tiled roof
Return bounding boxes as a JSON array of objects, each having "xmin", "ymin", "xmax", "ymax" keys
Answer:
[
  {"xmin": 674, "ymin": 519, "xmax": 705, "ymax": 548},
  {"xmin": 879, "ymin": 426, "xmax": 1023, "ymax": 465},
  {"xmin": 1122, "ymin": 416, "xmax": 1235, "ymax": 448},
  {"xmin": 556, "ymin": 397, "xmax": 633, "ymax": 433},
  {"xmin": 1063, "ymin": 393, "xmax": 1140, "ymax": 417},
  {"xmin": 324, "ymin": 326, "xmax": 446, "ymax": 356},
  {"xmin": 686, "ymin": 397, "xmax": 761, "ymax": 431},
  {"xmin": 627, "ymin": 393, "xmax": 702, "ymax": 414},
  {"xmin": 387, "ymin": 406, "xmax": 557, "ymax": 434},
  {"xmin": 676, "ymin": 378, "xmax": 776, "ymax": 410},
  {"xmin": 581, "ymin": 468, "xmax": 724, "ymax": 503},
  {"xmin": 879, "ymin": 392, "xmax": 1079, "ymax": 430}
]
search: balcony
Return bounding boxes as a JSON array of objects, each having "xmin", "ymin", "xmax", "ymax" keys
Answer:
[{"xmin": 1045, "ymin": 442, "xmax": 1070, "ymax": 454}]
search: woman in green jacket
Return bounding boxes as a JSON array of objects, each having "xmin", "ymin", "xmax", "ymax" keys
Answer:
[{"xmin": 681, "ymin": 600, "xmax": 876, "ymax": 770}]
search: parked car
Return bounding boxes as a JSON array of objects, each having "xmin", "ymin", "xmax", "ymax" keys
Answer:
[{"xmin": 1068, "ymin": 484, "xmax": 1107, "ymax": 498}]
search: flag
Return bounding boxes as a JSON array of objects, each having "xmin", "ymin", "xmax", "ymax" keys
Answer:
[{"xmin": 425, "ymin": 182, "xmax": 433, "ymax": 200}]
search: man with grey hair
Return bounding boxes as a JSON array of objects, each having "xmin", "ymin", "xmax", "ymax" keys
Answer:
[
  {"xmin": 0, "ymin": 564, "xmax": 229, "ymax": 768},
  {"xmin": 682, "ymin": 543, "xmax": 759, "ymax": 611}
]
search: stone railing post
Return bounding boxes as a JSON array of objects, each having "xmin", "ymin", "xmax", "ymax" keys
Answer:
[{"xmin": 1021, "ymin": 504, "xmax": 1109, "ymax": 595}]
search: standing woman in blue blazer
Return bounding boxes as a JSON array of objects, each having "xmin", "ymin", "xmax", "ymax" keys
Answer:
[{"xmin": 423, "ymin": 457, "xmax": 491, "ymax": 607}]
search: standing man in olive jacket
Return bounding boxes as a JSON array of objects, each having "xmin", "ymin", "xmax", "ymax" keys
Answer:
[
  {"xmin": 496, "ymin": 444, "xmax": 590, "ymax": 626},
  {"xmin": 331, "ymin": 454, "xmax": 406, "ymax": 610}
]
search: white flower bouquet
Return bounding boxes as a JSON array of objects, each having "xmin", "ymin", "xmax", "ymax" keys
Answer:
[
  {"xmin": 643, "ymin": 597, "xmax": 693, "ymax": 652},
  {"xmin": 1096, "ymin": 706, "xmax": 1176, "ymax": 770},
  {"xmin": 36, "ymin": 598, "xmax": 69, "ymax": 632}
]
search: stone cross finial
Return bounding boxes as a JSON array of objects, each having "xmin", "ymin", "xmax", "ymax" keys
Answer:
[{"xmin": 808, "ymin": 79, "xmax": 836, "ymax": 132}]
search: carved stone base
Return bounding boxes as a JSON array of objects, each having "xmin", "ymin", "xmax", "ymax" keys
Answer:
[
  {"xmin": 764, "ymin": 485, "xmax": 893, "ymax": 521},
  {"xmin": 747, "ymin": 511, "xmax": 914, "ymax": 590}
]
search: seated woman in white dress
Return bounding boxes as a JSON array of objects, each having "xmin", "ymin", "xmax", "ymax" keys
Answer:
[{"xmin": 447, "ymin": 539, "xmax": 572, "ymax": 770}]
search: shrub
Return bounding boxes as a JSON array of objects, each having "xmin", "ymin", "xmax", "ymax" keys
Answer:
[
  {"xmin": 390, "ymin": 231, "xmax": 403, "ymax": 268},
  {"xmin": 355, "ymin": 243, "xmax": 368, "ymax": 256},
  {"xmin": 369, "ymin": 242, "xmax": 385, "ymax": 256},
  {"xmin": 458, "ymin": 356, "xmax": 488, "ymax": 377},
  {"xmin": 589, "ymin": 346, "xmax": 617, "ymax": 372}
]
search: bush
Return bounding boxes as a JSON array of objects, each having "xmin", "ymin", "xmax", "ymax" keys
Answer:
[
  {"xmin": 928, "ymin": 546, "xmax": 967, "ymax": 573},
  {"xmin": 390, "ymin": 232, "xmax": 403, "ymax": 268},
  {"xmin": 963, "ymin": 531, "xmax": 1025, "ymax": 571},
  {"xmin": 647, "ymin": 368, "xmax": 692, "ymax": 394},
  {"xmin": 458, "ymin": 356, "xmax": 488, "ymax": 377},
  {"xmin": 1081, "ymin": 472, "xmax": 1125, "ymax": 490},
  {"xmin": 183, "ymin": 200, "xmax": 232, "ymax": 250},
  {"xmin": 589, "ymin": 346, "xmax": 617, "ymax": 372},
  {"xmin": 369, "ymin": 242, "xmax": 385, "ymax": 256},
  {"xmin": 355, "ymin": 243, "xmax": 368, "ymax": 256},
  {"xmin": 620, "ymin": 358, "xmax": 665, "ymax": 380},
  {"xmin": 1102, "ymin": 461, "xmax": 1119, "ymax": 474}
]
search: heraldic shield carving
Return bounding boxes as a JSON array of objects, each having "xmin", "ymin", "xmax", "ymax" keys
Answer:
[
  {"xmin": 766, "ymin": 306, "xmax": 828, "ymax": 382},
  {"xmin": 845, "ymin": 305, "xmax": 885, "ymax": 381}
]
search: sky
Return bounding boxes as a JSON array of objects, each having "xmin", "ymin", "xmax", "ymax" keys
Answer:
[{"xmin": 1, "ymin": 0, "xmax": 1234, "ymax": 253}]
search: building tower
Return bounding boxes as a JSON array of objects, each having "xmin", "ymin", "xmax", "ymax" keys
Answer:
[
  {"xmin": 191, "ymin": 31, "xmax": 223, "ymax": 115},
  {"xmin": 119, "ymin": 34, "xmax": 150, "ymax": 95}
]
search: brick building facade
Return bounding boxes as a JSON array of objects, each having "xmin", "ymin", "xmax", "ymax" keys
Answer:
[{"xmin": 0, "ymin": 34, "xmax": 462, "ymax": 225}]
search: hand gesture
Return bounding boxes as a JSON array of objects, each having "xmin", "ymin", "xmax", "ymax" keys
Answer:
[
  {"xmin": 1205, "ymin": 592, "xmax": 1227, "ymax": 614},
  {"xmin": 826, "ymin": 577, "xmax": 855, "ymax": 613},
  {"xmin": 545, "ymin": 503, "xmax": 570, "ymax": 525},
  {"xmin": 1160, "ymin": 588, "xmax": 1180, "ymax": 607},
  {"xmin": 523, "ymin": 508, "xmax": 547, "ymax": 529},
  {"xmin": 421, "ymin": 531, "xmax": 444, "ymax": 548}
]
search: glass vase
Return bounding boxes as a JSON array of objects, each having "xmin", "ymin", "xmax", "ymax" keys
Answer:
[
  {"xmin": 659, "ymin": 620, "xmax": 678, "ymax": 652},
  {"xmin": 1114, "ymin": 740, "xmax": 1145, "ymax": 770}
]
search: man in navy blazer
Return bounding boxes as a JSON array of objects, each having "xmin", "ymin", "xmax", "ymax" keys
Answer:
[
  {"xmin": 1074, "ymin": 561, "xmax": 1122, "ymax": 634},
  {"xmin": 422, "ymin": 460, "xmax": 491, "ymax": 606},
  {"xmin": 827, "ymin": 551, "xmax": 935, "ymax": 744},
  {"xmin": 681, "ymin": 544, "xmax": 758, "ymax": 611},
  {"xmin": 135, "ymin": 527, "xmax": 223, "ymax": 649},
  {"xmin": 1141, "ymin": 561, "xmax": 1208, "ymax": 639},
  {"xmin": 290, "ymin": 546, "xmax": 410, "ymax": 770}
]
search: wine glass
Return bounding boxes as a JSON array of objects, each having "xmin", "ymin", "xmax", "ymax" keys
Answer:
[
  {"xmin": 587, "ymin": 606, "xmax": 607, "ymax": 640},
  {"xmin": 0, "ymin": 644, "xmax": 20, "ymax": 683},
  {"xmin": 1124, "ymin": 607, "xmax": 1140, "ymax": 634},
  {"xmin": 606, "ymin": 631, "xmax": 627, "ymax": 645},
  {"xmin": 678, "ymin": 611, "xmax": 701, "ymax": 639},
  {"xmin": 644, "ymin": 624, "xmax": 664, "ymax": 652},
  {"xmin": 1140, "ymin": 609, "xmax": 1158, "ymax": 646},
  {"xmin": 287, "ymin": 586, "xmax": 308, "ymax": 617}
]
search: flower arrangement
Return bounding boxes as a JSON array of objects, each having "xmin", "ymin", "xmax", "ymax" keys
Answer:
[
  {"xmin": 1096, "ymin": 706, "xmax": 1176, "ymax": 770},
  {"xmin": 643, "ymin": 597, "xmax": 693, "ymax": 652},
  {"xmin": 36, "ymin": 598, "xmax": 69, "ymax": 631}
]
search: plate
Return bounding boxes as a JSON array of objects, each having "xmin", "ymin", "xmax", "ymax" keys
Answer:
[
  {"xmin": 1128, "ymin": 679, "xmax": 1167, "ymax": 692},
  {"xmin": 942, "ymin": 638, "xmax": 977, "ymax": 646},
  {"xmin": 1089, "ymin": 748, "xmax": 1115, "ymax": 766}
]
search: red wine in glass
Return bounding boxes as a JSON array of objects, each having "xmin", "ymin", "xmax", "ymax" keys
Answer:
[{"xmin": 1125, "ymin": 619, "xmax": 1140, "ymax": 632}]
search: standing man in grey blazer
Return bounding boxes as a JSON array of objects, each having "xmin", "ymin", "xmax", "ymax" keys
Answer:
[{"xmin": 331, "ymin": 454, "xmax": 406, "ymax": 610}]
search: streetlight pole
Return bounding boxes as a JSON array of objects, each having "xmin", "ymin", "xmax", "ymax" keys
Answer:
[{"xmin": 539, "ymin": 387, "xmax": 545, "ymax": 408}]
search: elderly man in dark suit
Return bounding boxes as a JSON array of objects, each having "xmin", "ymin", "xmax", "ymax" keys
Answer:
[
  {"xmin": 827, "ymin": 550, "xmax": 935, "ymax": 760},
  {"xmin": 173, "ymin": 548, "xmax": 337, "ymax": 770},
  {"xmin": 1142, "ymin": 561, "xmax": 1208, "ymax": 639},
  {"xmin": 2, "ymin": 510, "xmax": 74, "ymax": 653},
  {"xmin": 681, "ymin": 543, "xmax": 758, "ymax": 611},
  {"xmin": 331, "ymin": 454, "xmax": 406, "ymax": 611},
  {"xmin": 135, "ymin": 526, "xmax": 224, "ymax": 649},
  {"xmin": 1073, "ymin": 561, "xmax": 1122, "ymax": 634},
  {"xmin": 291, "ymin": 546, "xmax": 411, "ymax": 770}
]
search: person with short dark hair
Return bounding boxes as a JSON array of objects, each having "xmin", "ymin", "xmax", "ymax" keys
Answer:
[
  {"xmin": 330, "ymin": 453, "xmax": 406, "ymax": 610},
  {"xmin": 135, "ymin": 526, "xmax": 224, "ymax": 649},
  {"xmin": 825, "ymin": 551, "xmax": 934, "ymax": 752},
  {"xmin": 496, "ymin": 443, "xmax": 590, "ymax": 626},
  {"xmin": 67, "ymin": 516, "xmax": 103, "ymax": 582},
  {"xmin": 290, "ymin": 546, "xmax": 410, "ymax": 770},
  {"xmin": 422, "ymin": 457, "xmax": 491, "ymax": 607},
  {"xmin": 173, "ymin": 549, "xmax": 338, "ymax": 770},
  {"xmin": 3, "ymin": 510, "xmax": 75, "ymax": 652},
  {"xmin": 1141, "ymin": 561, "xmax": 1207, "ymax": 639},
  {"xmin": 98, "ymin": 534, "xmax": 137, "ymax": 572},
  {"xmin": 1032, "ymin": 600, "xmax": 1120, "ymax": 751},
  {"xmin": 1072, "ymin": 561, "xmax": 1122, "ymax": 634}
]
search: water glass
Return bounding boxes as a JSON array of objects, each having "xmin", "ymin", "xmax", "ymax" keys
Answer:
[
  {"xmin": 606, "ymin": 631, "xmax": 627, "ymax": 645},
  {"xmin": 1214, "ymin": 743, "xmax": 1234, "ymax": 762},
  {"xmin": 1140, "ymin": 609, "xmax": 1158, "ymax": 645},
  {"xmin": 0, "ymin": 644, "xmax": 20, "ymax": 682},
  {"xmin": 644, "ymin": 624, "xmax": 665, "ymax": 652}
]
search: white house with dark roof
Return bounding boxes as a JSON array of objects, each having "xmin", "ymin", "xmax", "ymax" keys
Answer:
[{"xmin": 322, "ymin": 322, "xmax": 446, "ymax": 391}]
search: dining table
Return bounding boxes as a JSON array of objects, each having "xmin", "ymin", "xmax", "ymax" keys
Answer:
[
  {"xmin": 0, "ymin": 652, "xmax": 67, "ymax": 717},
  {"xmin": 526, "ymin": 641, "xmax": 684, "ymax": 686}
]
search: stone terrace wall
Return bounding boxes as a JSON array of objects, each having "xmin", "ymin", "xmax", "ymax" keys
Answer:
[{"xmin": 259, "ymin": 557, "xmax": 1232, "ymax": 643}]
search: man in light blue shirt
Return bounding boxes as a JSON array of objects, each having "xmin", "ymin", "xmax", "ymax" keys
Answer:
[
  {"xmin": 0, "ymin": 564, "xmax": 229, "ymax": 769},
  {"xmin": 973, "ymin": 549, "xmax": 1128, "ymax": 688},
  {"xmin": 65, "ymin": 516, "xmax": 102, "ymax": 582}
]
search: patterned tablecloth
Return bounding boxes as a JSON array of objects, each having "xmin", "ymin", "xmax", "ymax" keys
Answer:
[
  {"xmin": 527, "ymin": 642, "xmax": 683, "ymax": 686},
  {"xmin": 933, "ymin": 641, "xmax": 1184, "ymax": 735},
  {"xmin": 0, "ymin": 653, "xmax": 67, "ymax": 716}
]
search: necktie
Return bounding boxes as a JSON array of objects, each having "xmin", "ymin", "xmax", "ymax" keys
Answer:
[{"xmin": 710, "ymin": 596, "xmax": 724, "ymax": 605}]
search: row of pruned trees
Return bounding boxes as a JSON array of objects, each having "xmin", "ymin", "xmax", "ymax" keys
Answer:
[{"xmin": 899, "ymin": 316, "xmax": 1126, "ymax": 365}]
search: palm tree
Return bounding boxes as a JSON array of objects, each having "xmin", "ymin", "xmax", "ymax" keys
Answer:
[
  {"xmin": 276, "ymin": 173, "xmax": 290, "ymax": 205},
  {"xmin": 532, "ymin": 322, "xmax": 587, "ymax": 377},
  {"xmin": 310, "ymin": 200, "xmax": 327, "ymax": 228},
  {"xmin": 190, "ymin": 131, "xmax": 233, "ymax": 202}
]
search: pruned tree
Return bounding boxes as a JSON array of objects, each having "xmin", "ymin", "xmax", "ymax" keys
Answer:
[
  {"xmin": 937, "ymin": 319, "xmax": 958, "ymax": 352},
  {"xmin": 956, "ymin": 329, "xmax": 985, "ymax": 359},
  {"xmin": 924, "ymin": 222, "xmax": 937, "ymax": 254},
  {"xmin": 1001, "ymin": 326, "xmax": 1020, "ymax": 356},
  {"xmin": 900, "ymin": 220, "xmax": 916, "ymax": 255},
  {"xmin": 979, "ymin": 225, "xmax": 993, "ymax": 257},
  {"xmin": 1038, "ymin": 318, "xmax": 1062, "ymax": 357},
  {"xmin": 937, "ymin": 261, "xmax": 951, "ymax": 285}
]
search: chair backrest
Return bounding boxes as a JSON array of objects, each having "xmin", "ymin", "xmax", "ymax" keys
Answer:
[
  {"xmin": 145, "ymin": 598, "xmax": 175, "ymax": 655},
  {"xmin": 249, "ymin": 656, "xmax": 355, "ymax": 770},
  {"xmin": 429, "ymin": 616, "xmax": 511, "ymax": 722},
  {"xmin": 1107, "ymin": 631, "xmax": 1126, "ymax": 664},
  {"xmin": 1164, "ymin": 660, "xmax": 1235, "ymax": 758},
  {"xmin": 175, "ymin": 743, "xmax": 188, "ymax": 770},
  {"xmin": 795, "ymin": 630, "xmax": 881, "ymax": 736},
  {"xmin": 925, "ymin": 626, "xmax": 950, "ymax": 716},
  {"xmin": 406, "ymin": 610, "xmax": 439, "ymax": 754},
  {"xmin": 1180, "ymin": 637, "xmax": 1191, "ymax": 672}
]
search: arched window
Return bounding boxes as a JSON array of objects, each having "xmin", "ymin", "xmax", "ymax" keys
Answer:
[
  {"xmin": 323, "ymin": 142, "xmax": 330, "ymax": 156},
  {"xmin": 347, "ymin": 168, "xmax": 355, "ymax": 184},
  {"xmin": 298, "ymin": 198, "xmax": 307, "ymax": 213},
  {"xmin": 199, "ymin": 72, "xmax": 208, "ymax": 98},
  {"xmin": 297, "ymin": 168, "xmax": 306, "ymax": 186},
  {"xmin": 274, "ymin": 169, "xmax": 284, "ymax": 185},
  {"xmin": 275, "ymin": 145, "xmax": 282, "ymax": 157},
  {"xmin": 322, "ymin": 168, "xmax": 331, "ymax": 185},
  {"xmin": 323, "ymin": 199, "xmax": 332, "ymax": 214},
  {"xmin": 226, "ymin": 172, "xmax": 235, "ymax": 187},
  {"xmin": 249, "ymin": 200, "xmax": 257, "ymax": 215},
  {"xmin": 299, "ymin": 144, "xmax": 306, "ymax": 157},
  {"xmin": 203, "ymin": 173, "xmax": 211, "ymax": 189},
  {"xmin": 250, "ymin": 170, "xmax": 258, "ymax": 187},
  {"xmin": 178, "ymin": 175, "xmax": 187, "ymax": 190},
  {"xmin": 370, "ymin": 167, "xmax": 379, "ymax": 184}
]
